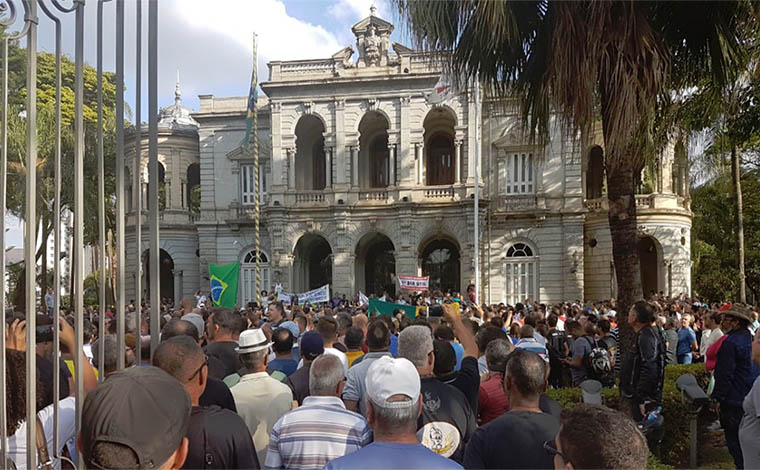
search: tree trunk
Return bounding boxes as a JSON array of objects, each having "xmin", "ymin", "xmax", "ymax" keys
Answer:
[
  {"xmin": 731, "ymin": 145, "xmax": 746, "ymax": 303},
  {"xmin": 606, "ymin": 164, "xmax": 642, "ymax": 365}
]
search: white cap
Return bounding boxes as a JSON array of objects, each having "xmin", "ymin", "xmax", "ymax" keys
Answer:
[{"xmin": 365, "ymin": 356, "xmax": 420, "ymax": 408}]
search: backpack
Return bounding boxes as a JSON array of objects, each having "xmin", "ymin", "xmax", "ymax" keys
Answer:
[
  {"xmin": 583, "ymin": 337, "xmax": 614, "ymax": 385},
  {"xmin": 547, "ymin": 330, "xmax": 568, "ymax": 362}
]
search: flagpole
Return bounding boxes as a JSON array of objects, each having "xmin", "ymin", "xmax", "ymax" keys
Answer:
[
  {"xmin": 251, "ymin": 33, "xmax": 261, "ymax": 306},
  {"xmin": 473, "ymin": 74, "xmax": 480, "ymax": 303}
]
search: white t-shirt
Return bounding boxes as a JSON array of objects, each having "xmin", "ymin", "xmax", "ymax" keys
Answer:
[
  {"xmin": 197, "ymin": 295, "xmax": 208, "ymax": 309},
  {"xmin": 7, "ymin": 396, "xmax": 76, "ymax": 470}
]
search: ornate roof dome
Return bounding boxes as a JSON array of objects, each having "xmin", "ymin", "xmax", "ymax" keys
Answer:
[{"xmin": 158, "ymin": 71, "xmax": 199, "ymax": 130}]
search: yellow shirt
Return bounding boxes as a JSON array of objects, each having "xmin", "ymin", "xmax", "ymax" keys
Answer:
[{"xmin": 345, "ymin": 350, "xmax": 365, "ymax": 367}]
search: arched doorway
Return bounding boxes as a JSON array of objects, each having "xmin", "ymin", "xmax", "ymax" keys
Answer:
[
  {"xmin": 143, "ymin": 249, "xmax": 175, "ymax": 303},
  {"xmin": 586, "ymin": 146, "xmax": 604, "ymax": 199},
  {"xmin": 295, "ymin": 115, "xmax": 326, "ymax": 190},
  {"xmin": 638, "ymin": 236, "xmax": 660, "ymax": 298},
  {"xmin": 355, "ymin": 232, "xmax": 395, "ymax": 297},
  {"xmin": 358, "ymin": 111, "xmax": 390, "ymax": 188},
  {"xmin": 421, "ymin": 238, "xmax": 460, "ymax": 294},
  {"xmin": 424, "ymin": 108, "xmax": 456, "ymax": 185},
  {"xmin": 186, "ymin": 163, "xmax": 200, "ymax": 212},
  {"xmin": 293, "ymin": 234, "xmax": 332, "ymax": 292}
]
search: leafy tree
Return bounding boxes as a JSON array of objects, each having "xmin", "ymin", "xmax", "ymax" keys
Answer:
[
  {"xmin": 392, "ymin": 1, "xmax": 756, "ymax": 358},
  {"xmin": 4, "ymin": 39, "xmax": 119, "ymax": 295},
  {"xmin": 691, "ymin": 171, "xmax": 760, "ymax": 303}
]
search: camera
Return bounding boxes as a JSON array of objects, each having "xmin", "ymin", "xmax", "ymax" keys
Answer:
[
  {"xmin": 36, "ymin": 324, "xmax": 55, "ymax": 343},
  {"xmin": 429, "ymin": 305, "xmax": 443, "ymax": 317}
]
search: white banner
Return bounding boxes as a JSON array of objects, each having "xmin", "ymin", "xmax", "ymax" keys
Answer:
[
  {"xmin": 278, "ymin": 284, "xmax": 331, "ymax": 306},
  {"xmin": 358, "ymin": 292, "xmax": 369, "ymax": 306},
  {"xmin": 398, "ymin": 275, "xmax": 429, "ymax": 291}
]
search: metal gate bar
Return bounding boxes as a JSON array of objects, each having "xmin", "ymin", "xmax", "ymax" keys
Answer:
[{"xmin": 148, "ymin": 0, "xmax": 159, "ymax": 358}]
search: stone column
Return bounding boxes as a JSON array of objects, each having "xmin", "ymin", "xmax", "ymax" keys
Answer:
[
  {"xmin": 415, "ymin": 143, "xmax": 423, "ymax": 185},
  {"xmin": 352, "ymin": 145, "xmax": 360, "ymax": 187},
  {"xmin": 455, "ymin": 140, "xmax": 462, "ymax": 183},
  {"xmin": 388, "ymin": 143, "xmax": 396, "ymax": 186},
  {"xmin": 287, "ymin": 148, "xmax": 295, "ymax": 190},
  {"xmin": 325, "ymin": 147, "xmax": 333, "ymax": 188}
]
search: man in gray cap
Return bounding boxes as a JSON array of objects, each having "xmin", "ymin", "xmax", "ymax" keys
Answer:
[{"xmin": 78, "ymin": 366, "xmax": 192, "ymax": 469}]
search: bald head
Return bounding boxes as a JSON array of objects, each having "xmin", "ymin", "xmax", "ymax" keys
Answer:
[
  {"xmin": 505, "ymin": 349, "xmax": 546, "ymax": 398},
  {"xmin": 352, "ymin": 313, "xmax": 368, "ymax": 332}
]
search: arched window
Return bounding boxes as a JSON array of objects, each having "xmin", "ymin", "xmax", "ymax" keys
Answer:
[
  {"xmin": 504, "ymin": 242, "xmax": 538, "ymax": 305},
  {"xmin": 586, "ymin": 146, "xmax": 604, "ymax": 199},
  {"xmin": 240, "ymin": 249, "xmax": 271, "ymax": 306}
]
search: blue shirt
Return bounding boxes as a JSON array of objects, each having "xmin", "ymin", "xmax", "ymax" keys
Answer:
[
  {"xmin": 389, "ymin": 334, "xmax": 399, "ymax": 357},
  {"xmin": 677, "ymin": 327, "xmax": 696, "ymax": 356},
  {"xmin": 325, "ymin": 441, "xmax": 463, "ymax": 470},
  {"xmin": 451, "ymin": 341, "xmax": 464, "ymax": 371},
  {"xmin": 268, "ymin": 358, "xmax": 298, "ymax": 377}
]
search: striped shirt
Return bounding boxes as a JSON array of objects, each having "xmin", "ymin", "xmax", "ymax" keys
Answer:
[
  {"xmin": 264, "ymin": 396, "xmax": 372, "ymax": 470},
  {"xmin": 515, "ymin": 338, "xmax": 549, "ymax": 363}
]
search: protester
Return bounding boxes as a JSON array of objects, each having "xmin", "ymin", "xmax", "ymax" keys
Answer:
[
  {"xmin": 79, "ymin": 367, "xmax": 191, "ymax": 469},
  {"xmin": 343, "ymin": 319, "xmax": 393, "ymax": 416},
  {"xmin": 548, "ymin": 404, "xmax": 649, "ymax": 469},
  {"xmin": 266, "ymin": 354, "xmax": 371, "ymax": 469},
  {"xmin": 161, "ymin": 318, "xmax": 237, "ymax": 412},
  {"xmin": 231, "ymin": 328, "xmax": 293, "ymax": 464},
  {"xmin": 205, "ymin": 308, "xmax": 246, "ymax": 378},
  {"xmin": 476, "ymin": 326, "xmax": 508, "ymax": 375},
  {"xmin": 478, "ymin": 339, "xmax": 512, "ymax": 425},
  {"xmin": 563, "ymin": 320, "xmax": 591, "ymax": 386},
  {"xmin": 677, "ymin": 313, "xmax": 699, "ymax": 364},
  {"xmin": 546, "ymin": 313, "xmax": 569, "ymax": 389},
  {"xmin": 153, "ymin": 336, "xmax": 259, "ymax": 469},
  {"xmin": 344, "ymin": 326, "xmax": 365, "ymax": 366},
  {"xmin": 620, "ymin": 301, "xmax": 666, "ymax": 423},
  {"xmin": 463, "ymin": 350, "xmax": 560, "ymax": 469},
  {"xmin": 285, "ymin": 331, "xmax": 324, "ymax": 406},
  {"xmin": 5, "ymin": 317, "xmax": 96, "ymax": 469},
  {"xmin": 663, "ymin": 317, "xmax": 679, "ymax": 366},
  {"xmin": 316, "ymin": 316, "xmax": 349, "ymax": 373},
  {"xmin": 267, "ymin": 327, "xmax": 298, "ymax": 378},
  {"xmin": 435, "ymin": 324, "xmax": 465, "ymax": 371},
  {"xmin": 701, "ymin": 312, "xmax": 724, "ymax": 358},
  {"xmin": 712, "ymin": 308, "xmax": 757, "ymax": 469},
  {"xmin": 278, "ymin": 320, "xmax": 301, "ymax": 361},
  {"xmin": 326, "ymin": 356, "xmax": 463, "ymax": 470},
  {"xmin": 515, "ymin": 324, "xmax": 549, "ymax": 363},
  {"xmin": 399, "ymin": 325, "xmax": 475, "ymax": 463},
  {"xmin": 739, "ymin": 330, "xmax": 760, "ymax": 469}
]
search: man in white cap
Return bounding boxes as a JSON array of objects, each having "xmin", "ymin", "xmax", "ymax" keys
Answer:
[
  {"xmin": 231, "ymin": 328, "xmax": 293, "ymax": 465},
  {"xmin": 326, "ymin": 356, "xmax": 462, "ymax": 470}
]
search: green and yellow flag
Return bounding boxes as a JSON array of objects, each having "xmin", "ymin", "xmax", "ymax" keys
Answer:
[
  {"xmin": 209, "ymin": 262, "xmax": 240, "ymax": 308},
  {"xmin": 368, "ymin": 298, "xmax": 426, "ymax": 319}
]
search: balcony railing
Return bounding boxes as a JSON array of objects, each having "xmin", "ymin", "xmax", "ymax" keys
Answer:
[
  {"xmin": 494, "ymin": 194, "xmax": 537, "ymax": 212},
  {"xmin": 424, "ymin": 186, "xmax": 456, "ymax": 199},
  {"xmin": 359, "ymin": 190, "xmax": 389, "ymax": 201},
  {"xmin": 584, "ymin": 194, "xmax": 690, "ymax": 213},
  {"xmin": 295, "ymin": 191, "xmax": 326, "ymax": 203}
]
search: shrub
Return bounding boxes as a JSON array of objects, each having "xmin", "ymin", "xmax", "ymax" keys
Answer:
[{"xmin": 546, "ymin": 364, "xmax": 709, "ymax": 468}]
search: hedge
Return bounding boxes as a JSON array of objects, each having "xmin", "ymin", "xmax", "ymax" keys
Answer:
[{"xmin": 546, "ymin": 364, "xmax": 709, "ymax": 468}]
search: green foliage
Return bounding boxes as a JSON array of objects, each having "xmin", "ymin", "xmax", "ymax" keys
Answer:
[
  {"xmin": 4, "ymin": 41, "xmax": 120, "ymax": 257},
  {"xmin": 83, "ymin": 271, "xmax": 114, "ymax": 308},
  {"xmin": 648, "ymin": 453, "xmax": 674, "ymax": 470},
  {"xmin": 546, "ymin": 364, "xmax": 710, "ymax": 468},
  {"xmin": 691, "ymin": 171, "xmax": 760, "ymax": 302}
]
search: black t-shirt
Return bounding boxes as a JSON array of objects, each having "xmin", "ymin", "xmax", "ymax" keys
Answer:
[
  {"xmin": 285, "ymin": 364, "xmax": 311, "ymax": 406},
  {"xmin": 37, "ymin": 356, "xmax": 71, "ymax": 411},
  {"xmin": 199, "ymin": 377, "xmax": 237, "ymax": 412},
  {"xmin": 442, "ymin": 356, "xmax": 480, "ymax": 416},
  {"xmin": 463, "ymin": 410, "xmax": 560, "ymax": 469},
  {"xmin": 183, "ymin": 405, "xmax": 260, "ymax": 470},
  {"xmin": 204, "ymin": 341, "xmax": 241, "ymax": 379},
  {"xmin": 417, "ymin": 377, "xmax": 476, "ymax": 463},
  {"xmin": 539, "ymin": 395, "xmax": 562, "ymax": 419}
]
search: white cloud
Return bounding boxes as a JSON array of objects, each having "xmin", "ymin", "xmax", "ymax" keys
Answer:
[{"xmin": 328, "ymin": 0, "xmax": 390, "ymax": 22}]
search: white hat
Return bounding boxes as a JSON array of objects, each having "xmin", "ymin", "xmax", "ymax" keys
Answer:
[
  {"xmin": 365, "ymin": 356, "xmax": 420, "ymax": 408},
  {"xmin": 236, "ymin": 329, "xmax": 271, "ymax": 354}
]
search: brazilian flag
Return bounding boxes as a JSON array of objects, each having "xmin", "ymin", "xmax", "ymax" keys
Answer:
[
  {"xmin": 209, "ymin": 262, "xmax": 240, "ymax": 308},
  {"xmin": 368, "ymin": 298, "xmax": 426, "ymax": 319}
]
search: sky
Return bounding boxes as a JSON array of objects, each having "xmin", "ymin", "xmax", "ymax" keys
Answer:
[{"xmin": 6, "ymin": 0, "xmax": 404, "ymax": 250}]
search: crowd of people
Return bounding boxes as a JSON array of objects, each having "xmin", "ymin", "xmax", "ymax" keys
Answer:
[{"xmin": 4, "ymin": 286, "xmax": 760, "ymax": 469}]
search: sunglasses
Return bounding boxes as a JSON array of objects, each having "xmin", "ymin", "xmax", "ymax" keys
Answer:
[
  {"xmin": 187, "ymin": 355, "xmax": 209, "ymax": 382},
  {"xmin": 543, "ymin": 440, "xmax": 570, "ymax": 464}
]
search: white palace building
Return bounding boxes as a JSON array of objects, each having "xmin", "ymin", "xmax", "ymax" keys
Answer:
[{"xmin": 124, "ymin": 10, "xmax": 692, "ymax": 307}]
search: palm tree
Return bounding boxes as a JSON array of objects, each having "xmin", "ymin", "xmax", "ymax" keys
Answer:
[{"xmin": 393, "ymin": 1, "xmax": 755, "ymax": 356}]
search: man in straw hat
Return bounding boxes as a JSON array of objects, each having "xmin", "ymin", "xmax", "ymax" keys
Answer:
[
  {"xmin": 712, "ymin": 305, "xmax": 759, "ymax": 469},
  {"xmin": 231, "ymin": 328, "xmax": 293, "ymax": 464}
]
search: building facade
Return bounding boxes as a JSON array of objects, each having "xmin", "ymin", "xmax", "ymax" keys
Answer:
[{"xmin": 125, "ymin": 10, "xmax": 692, "ymax": 306}]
